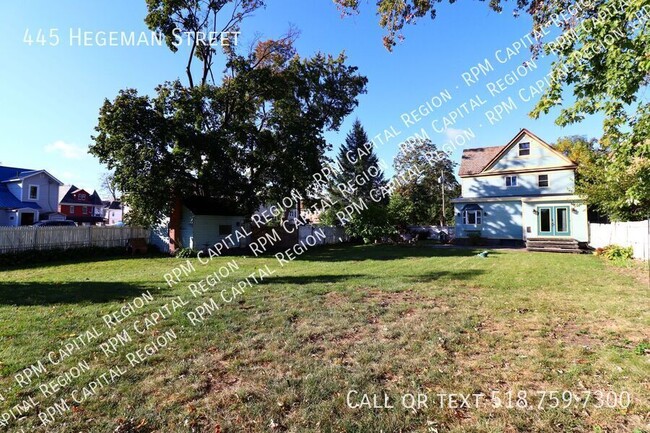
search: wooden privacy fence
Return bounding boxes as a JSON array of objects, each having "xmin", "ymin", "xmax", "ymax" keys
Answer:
[
  {"xmin": 0, "ymin": 226, "xmax": 150, "ymax": 254},
  {"xmin": 589, "ymin": 220, "xmax": 649, "ymax": 260}
]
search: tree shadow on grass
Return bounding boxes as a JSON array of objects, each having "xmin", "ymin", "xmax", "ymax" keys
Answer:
[
  {"xmin": 0, "ymin": 248, "xmax": 168, "ymax": 272},
  {"xmin": 0, "ymin": 281, "xmax": 153, "ymax": 306},
  {"xmin": 256, "ymin": 269, "xmax": 486, "ymax": 286},
  {"xmin": 294, "ymin": 244, "xmax": 502, "ymax": 262},
  {"xmin": 409, "ymin": 269, "xmax": 486, "ymax": 282},
  {"xmin": 256, "ymin": 274, "xmax": 370, "ymax": 285}
]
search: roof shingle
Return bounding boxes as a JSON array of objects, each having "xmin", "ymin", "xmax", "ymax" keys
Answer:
[{"xmin": 458, "ymin": 145, "xmax": 504, "ymax": 176}]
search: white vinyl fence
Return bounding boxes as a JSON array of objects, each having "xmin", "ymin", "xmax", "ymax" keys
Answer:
[
  {"xmin": 589, "ymin": 220, "xmax": 649, "ymax": 260},
  {"xmin": 298, "ymin": 225, "xmax": 348, "ymax": 245},
  {"xmin": 0, "ymin": 226, "xmax": 150, "ymax": 254}
]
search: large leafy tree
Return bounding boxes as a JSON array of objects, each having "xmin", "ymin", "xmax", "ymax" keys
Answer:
[
  {"xmin": 334, "ymin": 0, "xmax": 650, "ymax": 218},
  {"xmin": 90, "ymin": 3, "xmax": 367, "ymax": 227},
  {"xmin": 391, "ymin": 138, "xmax": 460, "ymax": 226},
  {"xmin": 145, "ymin": 0, "xmax": 265, "ymax": 88},
  {"xmin": 555, "ymin": 136, "xmax": 649, "ymax": 220}
]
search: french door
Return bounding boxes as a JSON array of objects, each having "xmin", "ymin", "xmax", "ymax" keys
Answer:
[{"xmin": 537, "ymin": 206, "xmax": 570, "ymax": 236}]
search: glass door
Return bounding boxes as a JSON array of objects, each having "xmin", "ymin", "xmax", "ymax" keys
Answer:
[
  {"xmin": 555, "ymin": 206, "xmax": 570, "ymax": 235},
  {"xmin": 537, "ymin": 206, "xmax": 571, "ymax": 236},
  {"xmin": 538, "ymin": 207, "xmax": 552, "ymax": 235}
]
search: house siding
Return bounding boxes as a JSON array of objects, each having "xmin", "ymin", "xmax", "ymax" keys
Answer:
[
  {"xmin": 0, "ymin": 210, "xmax": 12, "ymax": 226},
  {"xmin": 455, "ymin": 201, "xmax": 523, "ymax": 240},
  {"xmin": 180, "ymin": 207, "xmax": 245, "ymax": 250},
  {"xmin": 20, "ymin": 173, "xmax": 60, "ymax": 213},
  {"xmin": 522, "ymin": 199, "xmax": 588, "ymax": 242},
  {"xmin": 461, "ymin": 169, "xmax": 575, "ymax": 198},
  {"xmin": 487, "ymin": 135, "xmax": 569, "ymax": 171}
]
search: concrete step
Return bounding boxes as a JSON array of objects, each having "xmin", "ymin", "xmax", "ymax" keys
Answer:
[
  {"xmin": 526, "ymin": 242, "xmax": 580, "ymax": 249},
  {"xmin": 527, "ymin": 247, "xmax": 585, "ymax": 254},
  {"xmin": 526, "ymin": 238, "xmax": 578, "ymax": 244}
]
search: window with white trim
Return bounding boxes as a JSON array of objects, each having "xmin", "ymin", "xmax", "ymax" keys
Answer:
[
  {"xmin": 538, "ymin": 174, "xmax": 549, "ymax": 188},
  {"xmin": 518, "ymin": 142, "xmax": 530, "ymax": 156},
  {"xmin": 462, "ymin": 209, "xmax": 482, "ymax": 225},
  {"xmin": 505, "ymin": 175, "xmax": 517, "ymax": 187},
  {"xmin": 70, "ymin": 205, "xmax": 75, "ymax": 214},
  {"xmin": 28, "ymin": 185, "xmax": 39, "ymax": 200}
]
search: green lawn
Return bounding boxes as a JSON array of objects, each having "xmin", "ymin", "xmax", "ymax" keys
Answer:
[{"xmin": 0, "ymin": 245, "xmax": 648, "ymax": 433}]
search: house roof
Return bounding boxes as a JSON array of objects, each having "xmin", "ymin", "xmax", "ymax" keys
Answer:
[
  {"xmin": 0, "ymin": 166, "xmax": 35, "ymax": 182},
  {"xmin": 458, "ymin": 128, "xmax": 576, "ymax": 177},
  {"xmin": 60, "ymin": 185, "xmax": 104, "ymax": 206},
  {"xmin": 0, "ymin": 184, "xmax": 41, "ymax": 210},
  {"xmin": 0, "ymin": 166, "xmax": 63, "ymax": 185},
  {"xmin": 481, "ymin": 128, "xmax": 575, "ymax": 172},
  {"xmin": 183, "ymin": 196, "xmax": 243, "ymax": 216},
  {"xmin": 106, "ymin": 200, "xmax": 122, "ymax": 210},
  {"xmin": 458, "ymin": 145, "xmax": 505, "ymax": 176}
]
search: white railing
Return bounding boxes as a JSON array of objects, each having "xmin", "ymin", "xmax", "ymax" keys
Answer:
[
  {"xmin": 589, "ymin": 220, "xmax": 649, "ymax": 260},
  {"xmin": 0, "ymin": 226, "xmax": 150, "ymax": 254}
]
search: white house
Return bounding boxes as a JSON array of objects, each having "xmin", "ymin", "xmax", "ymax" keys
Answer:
[
  {"xmin": 104, "ymin": 200, "xmax": 126, "ymax": 225},
  {"xmin": 0, "ymin": 166, "xmax": 64, "ymax": 226},
  {"xmin": 451, "ymin": 129, "xmax": 588, "ymax": 251}
]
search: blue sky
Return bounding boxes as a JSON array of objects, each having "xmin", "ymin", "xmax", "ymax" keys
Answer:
[{"xmin": 0, "ymin": 0, "xmax": 603, "ymax": 198}]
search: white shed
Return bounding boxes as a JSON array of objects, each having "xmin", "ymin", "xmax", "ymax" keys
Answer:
[{"xmin": 179, "ymin": 197, "xmax": 247, "ymax": 251}]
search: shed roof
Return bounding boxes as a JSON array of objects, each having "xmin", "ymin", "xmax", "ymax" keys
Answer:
[{"xmin": 183, "ymin": 196, "xmax": 243, "ymax": 216}]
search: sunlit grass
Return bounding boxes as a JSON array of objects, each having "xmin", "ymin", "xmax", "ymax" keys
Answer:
[{"xmin": 0, "ymin": 245, "xmax": 647, "ymax": 432}]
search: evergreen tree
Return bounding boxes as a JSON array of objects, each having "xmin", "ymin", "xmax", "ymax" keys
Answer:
[
  {"xmin": 328, "ymin": 119, "xmax": 386, "ymax": 207},
  {"xmin": 320, "ymin": 120, "xmax": 393, "ymax": 242}
]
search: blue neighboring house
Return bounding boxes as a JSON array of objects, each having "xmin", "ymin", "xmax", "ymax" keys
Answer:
[
  {"xmin": 0, "ymin": 166, "xmax": 64, "ymax": 226},
  {"xmin": 452, "ymin": 129, "xmax": 589, "ymax": 250}
]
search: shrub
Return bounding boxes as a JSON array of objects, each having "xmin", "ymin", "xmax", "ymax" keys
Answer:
[
  {"xmin": 634, "ymin": 341, "xmax": 649, "ymax": 355},
  {"xmin": 345, "ymin": 203, "xmax": 396, "ymax": 244},
  {"xmin": 467, "ymin": 231, "xmax": 485, "ymax": 246},
  {"xmin": 601, "ymin": 244, "xmax": 634, "ymax": 261}
]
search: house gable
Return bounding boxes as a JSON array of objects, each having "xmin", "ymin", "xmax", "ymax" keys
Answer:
[
  {"xmin": 483, "ymin": 129, "xmax": 575, "ymax": 174},
  {"xmin": 0, "ymin": 167, "xmax": 62, "ymax": 215},
  {"xmin": 456, "ymin": 130, "xmax": 579, "ymax": 199}
]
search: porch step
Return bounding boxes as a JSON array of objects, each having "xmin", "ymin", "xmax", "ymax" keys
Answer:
[
  {"xmin": 525, "ymin": 237, "xmax": 586, "ymax": 253},
  {"xmin": 526, "ymin": 247, "xmax": 584, "ymax": 254}
]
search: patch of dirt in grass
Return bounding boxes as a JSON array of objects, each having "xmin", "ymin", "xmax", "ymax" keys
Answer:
[
  {"xmin": 605, "ymin": 258, "xmax": 650, "ymax": 287},
  {"xmin": 549, "ymin": 319, "xmax": 603, "ymax": 348}
]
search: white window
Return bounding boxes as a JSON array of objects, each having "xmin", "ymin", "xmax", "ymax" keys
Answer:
[
  {"xmin": 538, "ymin": 174, "xmax": 549, "ymax": 188},
  {"xmin": 462, "ymin": 209, "xmax": 482, "ymax": 225},
  {"xmin": 505, "ymin": 175, "xmax": 517, "ymax": 187},
  {"xmin": 78, "ymin": 193, "xmax": 86, "ymax": 200},
  {"xmin": 518, "ymin": 142, "xmax": 530, "ymax": 156},
  {"xmin": 28, "ymin": 185, "xmax": 39, "ymax": 200},
  {"xmin": 69, "ymin": 205, "xmax": 75, "ymax": 213}
]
